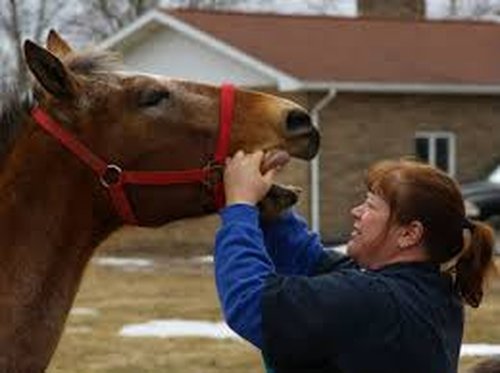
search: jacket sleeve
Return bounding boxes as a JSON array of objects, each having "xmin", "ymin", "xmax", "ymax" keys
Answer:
[
  {"xmin": 260, "ymin": 209, "xmax": 325, "ymax": 275},
  {"xmin": 214, "ymin": 204, "xmax": 357, "ymax": 351},
  {"xmin": 214, "ymin": 203, "xmax": 273, "ymax": 348}
]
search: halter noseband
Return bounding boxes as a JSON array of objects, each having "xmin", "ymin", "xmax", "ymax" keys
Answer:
[{"xmin": 31, "ymin": 83, "xmax": 235, "ymax": 225}]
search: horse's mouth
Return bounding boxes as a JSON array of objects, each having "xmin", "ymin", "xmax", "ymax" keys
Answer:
[
  {"xmin": 258, "ymin": 149, "xmax": 301, "ymax": 220},
  {"xmin": 260, "ymin": 149, "xmax": 291, "ymax": 174}
]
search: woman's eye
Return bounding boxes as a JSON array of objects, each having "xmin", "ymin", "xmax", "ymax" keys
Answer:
[{"xmin": 138, "ymin": 89, "xmax": 170, "ymax": 107}]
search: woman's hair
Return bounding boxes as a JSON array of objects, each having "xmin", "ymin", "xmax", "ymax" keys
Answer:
[{"xmin": 365, "ymin": 159, "xmax": 496, "ymax": 308}]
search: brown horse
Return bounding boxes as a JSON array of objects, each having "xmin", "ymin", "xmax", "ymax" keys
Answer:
[{"xmin": 0, "ymin": 31, "xmax": 319, "ymax": 372}]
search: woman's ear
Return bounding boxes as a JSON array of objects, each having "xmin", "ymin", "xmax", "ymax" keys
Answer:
[{"xmin": 397, "ymin": 220, "xmax": 424, "ymax": 249}]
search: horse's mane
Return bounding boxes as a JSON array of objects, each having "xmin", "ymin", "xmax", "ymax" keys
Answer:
[
  {"xmin": 0, "ymin": 49, "xmax": 121, "ymax": 164},
  {"xmin": 0, "ymin": 86, "xmax": 33, "ymax": 162},
  {"xmin": 65, "ymin": 49, "xmax": 122, "ymax": 77}
]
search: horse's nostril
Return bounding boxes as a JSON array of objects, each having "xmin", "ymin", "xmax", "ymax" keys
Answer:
[{"xmin": 286, "ymin": 110, "xmax": 312, "ymax": 132}]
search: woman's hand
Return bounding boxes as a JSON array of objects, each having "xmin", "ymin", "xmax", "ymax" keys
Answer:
[{"xmin": 224, "ymin": 150, "xmax": 277, "ymax": 206}]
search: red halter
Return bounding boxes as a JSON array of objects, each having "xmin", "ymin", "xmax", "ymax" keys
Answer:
[{"xmin": 31, "ymin": 83, "xmax": 235, "ymax": 226}]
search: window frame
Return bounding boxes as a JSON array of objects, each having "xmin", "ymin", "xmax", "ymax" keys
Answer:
[{"xmin": 414, "ymin": 131, "xmax": 456, "ymax": 177}]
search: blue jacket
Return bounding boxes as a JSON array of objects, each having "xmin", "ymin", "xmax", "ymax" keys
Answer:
[{"xmin": 215, "ymin": 204, "xmax": 464, "ymax": 373}]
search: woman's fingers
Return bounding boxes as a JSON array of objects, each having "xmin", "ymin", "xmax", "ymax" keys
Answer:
[{"xmin": 223, "ymin": 150, "xmax": 276, "ymax": 206}]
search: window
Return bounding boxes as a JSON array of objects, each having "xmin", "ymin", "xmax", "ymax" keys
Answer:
[{"xmin": 414, "ymin": 132, "xmax": 456, "ymax": 176}]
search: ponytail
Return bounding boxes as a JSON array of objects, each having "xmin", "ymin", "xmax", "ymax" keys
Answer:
[{"xmin": 455, "ymin": 221, "xmax": 496, "ymax": 308}]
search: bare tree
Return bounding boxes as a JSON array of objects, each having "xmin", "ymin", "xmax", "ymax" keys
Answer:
[
  {"xmin": 62, "ymin": 0, "xmax": 160, "ymax": 43},
  {"xmin": 445, "ymin": 0, "xmax": 500, "ymax": 19},
  {"xmin": 171, "ymin": 0, "xmax": 261, "ymax": 10},
  {"xmin": 64, "ymin": 0, "xmax": 255, "ymax": 44},
  {"xmin": 0, "ymin": 0, "xmax": 260, "ymax": 93},
  {"xmin": 0, "ymin": 0, "xmax": 70, "ymax": 92}
]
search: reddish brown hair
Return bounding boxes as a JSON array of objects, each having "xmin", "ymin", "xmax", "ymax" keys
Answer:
[{"xmin": 366, "ymin": 159, "xmax": 496, "ymax": 308}]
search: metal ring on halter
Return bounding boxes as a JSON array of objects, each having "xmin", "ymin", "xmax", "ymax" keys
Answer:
[
  {"xmin": 202, "ymin": 161, "xmax": 225, "ymax": 189},
  {"xmin": 100, "ymin": 164, "xmax": 123, "ymax": 188}
]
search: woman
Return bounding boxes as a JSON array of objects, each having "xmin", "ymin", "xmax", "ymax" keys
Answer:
[{"xmin": 214, "ymin": 152, "xmax": 496, "ymax": 373}]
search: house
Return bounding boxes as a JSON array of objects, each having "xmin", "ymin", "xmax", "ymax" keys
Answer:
[{"xmin": 99, "ymin": 0, "xmax": 500, "ymax": 245}]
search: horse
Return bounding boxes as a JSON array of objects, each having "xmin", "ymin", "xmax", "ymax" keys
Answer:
[{"xmin": 0, "ymin": 30, "xmax": 319, "ymax": 372}]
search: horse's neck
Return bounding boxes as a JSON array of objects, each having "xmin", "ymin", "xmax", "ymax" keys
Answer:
[{"xmin": 0, "ymin": 127, "xmax": 117, "ymax": 372}]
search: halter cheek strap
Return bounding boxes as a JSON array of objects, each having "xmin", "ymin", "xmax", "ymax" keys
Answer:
[{"xmin": 31, "ymin": 83, "xmax": 235, "ymax": 225}]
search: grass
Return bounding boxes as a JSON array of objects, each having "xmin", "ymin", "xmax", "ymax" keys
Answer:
[
  {"xmin": 48, "ymin": 255, "xmax": 500, "ymax": 373},
  {"xmin": 460, "ymin": 261, "xmax": 500, "ymax": 372},
  {"xmin": 48, "ymin": 254, "xmax": 263, "ymax": 373}
]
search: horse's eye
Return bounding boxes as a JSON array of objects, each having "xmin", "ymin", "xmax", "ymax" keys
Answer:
[{"xmin": 138, "ymin": 89, "xmax": 170, "ymax": 107}]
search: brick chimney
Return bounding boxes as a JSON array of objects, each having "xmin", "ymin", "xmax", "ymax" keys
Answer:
[{"xmin": 358, "ymin": 0, "xmax": 425, "ymax": 20}]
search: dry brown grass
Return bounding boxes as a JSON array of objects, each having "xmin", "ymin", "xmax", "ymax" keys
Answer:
[
  {"xmin": 48, "ymin": 254, "xmax": 263, "ymax": 373},
  {"xmin": 48, "ymin": 255, "xmax": 500, "ymax": 373},
  {"xmin": 460, "ymin": 258, "xmax": 500, "ymax": 372}
]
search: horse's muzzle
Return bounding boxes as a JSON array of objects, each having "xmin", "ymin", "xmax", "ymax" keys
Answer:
[
  {"xmin": 305, "ymin": 127, "xmax": 320, "ymax": 160},
  {"xmin": 285, "ymin": 110, "xmax": 320, "ymax": 160}
]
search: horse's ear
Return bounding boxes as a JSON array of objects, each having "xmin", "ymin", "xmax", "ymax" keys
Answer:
[
  {"xmin": 24, "ymin": 39, "xmax": 77, "ymax": 99},
  {"xmin": 46, "ymin": 29, "xmax": 72, "ymax": 58}
]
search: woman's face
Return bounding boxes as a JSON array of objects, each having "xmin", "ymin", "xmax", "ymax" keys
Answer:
[{"xmin": 347, "ymin": 192, "xmax": 399, "ymax": 268}]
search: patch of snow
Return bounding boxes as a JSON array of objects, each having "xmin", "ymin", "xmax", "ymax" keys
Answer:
[
  {"xmin": 461, "ymin": 344, "xmax": 500, "ymax": 357},
  {"xmin": 93, "ymin": 257, "xmax": 154, "ymax": 271},
  {"xmin": 119, "ymin": 319, "xmax": 240, "ymax": 340},
  {"xmin": 70, "ymin": 307, "xmax": 99, "ymax": 317},
  {"xmin": 191, "ymin": 256, "xmax": 214, "ymax": 264}
]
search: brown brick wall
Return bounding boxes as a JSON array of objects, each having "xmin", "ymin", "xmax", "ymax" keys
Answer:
[{"xmin": 317, "ymin": 93, "xmax": 500, "ymax": 241}]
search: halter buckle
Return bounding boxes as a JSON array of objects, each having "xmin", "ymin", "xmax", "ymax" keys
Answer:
[
  {"xmin": 100, "ymin": 164, "xmax": 123, "ymax": 188},
  {"xmin": 203, "ymin": 161, "xmax": 224, "ymax": 189}
]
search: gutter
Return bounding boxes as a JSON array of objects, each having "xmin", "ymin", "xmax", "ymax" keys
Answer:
[
  {"xmin": 295, "ymin": 81, "xmax": 500, "ymax": 95},
  {"xmin": 310, "ymin": 88, "xmax": 337, "ymax": 233}
]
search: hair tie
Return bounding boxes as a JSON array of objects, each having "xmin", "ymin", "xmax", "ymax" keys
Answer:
[{"xmin": 462, "ymin": 218, "xmax": 476, "ymax": 233}]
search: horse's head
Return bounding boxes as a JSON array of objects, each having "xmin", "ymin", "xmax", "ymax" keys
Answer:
[{"xmin": 23, "ymin": 31, "xmax": 319, "ymax": 226}]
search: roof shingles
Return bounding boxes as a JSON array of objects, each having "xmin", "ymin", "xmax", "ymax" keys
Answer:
[{"xmin": 166, "ymin": 9, "xmax": 500, "ymax": 85}]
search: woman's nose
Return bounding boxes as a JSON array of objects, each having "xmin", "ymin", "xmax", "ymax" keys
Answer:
[{"xmin": 351, "ymin": 204, "xmax": 363, "ymax": 218}]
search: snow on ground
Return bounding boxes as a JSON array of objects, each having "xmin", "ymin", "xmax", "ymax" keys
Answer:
[
  {"xmin": 191, "ymin": 255, "xmax": 214, "ymax": 264},
  {"xmin": 92, "ymin": 243, "xmax": 347, "ymax": 272},
  {"xmin": 92, "ymin": 252, "xmax": 500, "ymax": 356},
  {"xmin": 92, "ymin": 256, "xmax": 155, "ymax": 271},
  {"xmin": 117, "ymin": 319, "xmax": 500, "ymax": 357},
  {"xmin": 69, "ymin": 307, "xmax": 100, "ymax": 317},
  {"xmin": 119, "ymin": 319, "xmax": 240, "ymax": 340},
  {"xmin": 461, "ymin": 344, "xmax": 500, "ymax": 357}
]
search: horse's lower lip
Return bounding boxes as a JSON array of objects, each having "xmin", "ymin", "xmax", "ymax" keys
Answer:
[
  {"xmin": 261, "ymin": 150, "xmax": 291, "ymax": 173},
  {"xmin": 304, "ymin": 128, "xmax": 320, "ymax": 160}
]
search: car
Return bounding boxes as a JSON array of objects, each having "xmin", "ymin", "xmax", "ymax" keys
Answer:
[
  {"xmin": 461, "ymin": 165, "xmax": 500, "ymax": 255},
  {"xmin": 461, "ymin": 164, "xmax": 500, "ymax": 224}
]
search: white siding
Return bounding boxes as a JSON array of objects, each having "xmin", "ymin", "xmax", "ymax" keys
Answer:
[{"xmin": 119, "ymin": 27, "xmax": 276, "ymax": 87}]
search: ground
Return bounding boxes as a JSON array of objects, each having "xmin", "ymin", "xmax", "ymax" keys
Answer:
[{"xmin": 48, "ymin": 251, "xmax": 500, "ymax": 373}]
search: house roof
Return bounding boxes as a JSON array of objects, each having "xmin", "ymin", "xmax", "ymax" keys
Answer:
[
  {"xmin": 100, "ymin": 8, "xmax": 500, "ymax": 92},
  {"xmin": 166, "ymin": 9, "xmax": 500, "ymax": 86}
]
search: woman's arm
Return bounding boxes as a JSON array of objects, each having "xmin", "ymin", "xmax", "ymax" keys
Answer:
[
  {"xmin": 215, "ymin": 203, "xmax": 272, "ymax": 348},
  {"xmin": 260, "ymin": 209, "xmax": 325, "ymax": 275}
]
